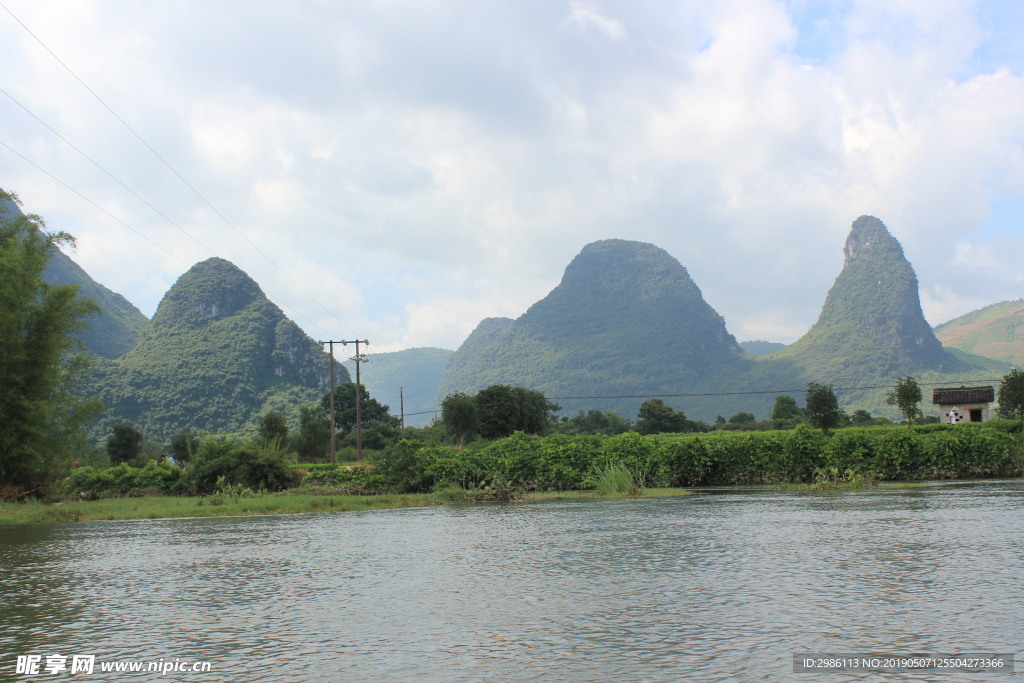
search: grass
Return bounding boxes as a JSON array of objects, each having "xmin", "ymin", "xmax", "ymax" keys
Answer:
[
  {"xmin": 0, "ymin": 487, "xmax": 692, "ymax": 525},
  {"xmin": 772, "ymin": 467, "xmax": 878, "ymax": 491}
]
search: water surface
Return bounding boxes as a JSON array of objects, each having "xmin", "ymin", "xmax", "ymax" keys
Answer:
[{"xmin": 2, "ymin": 481, "xmax": 1022, "ymax": 681}]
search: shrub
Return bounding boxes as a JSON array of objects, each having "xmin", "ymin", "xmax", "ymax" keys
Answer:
[
  {"xmin": 66, "ymin": 460, "xmax": 186, "ymax": 498},
  {"xmin": 188, "ymin": 438, "xmax": 298, "ymax": 493}
]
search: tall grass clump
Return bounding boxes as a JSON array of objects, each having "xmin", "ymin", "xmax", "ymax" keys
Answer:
[{"xmin": 587, "ymin": 459, "xmax": 644, "ymax": 496}]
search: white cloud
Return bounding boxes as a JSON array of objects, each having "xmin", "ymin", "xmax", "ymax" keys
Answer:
[{"xmin": 1, "ymin": 0, "xmax": 1023, "ymax": 353}]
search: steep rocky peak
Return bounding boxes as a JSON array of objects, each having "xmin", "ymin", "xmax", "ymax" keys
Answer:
[{"xmin": 843, "ymin": 215, "xmax": 904, "ymax": 266}]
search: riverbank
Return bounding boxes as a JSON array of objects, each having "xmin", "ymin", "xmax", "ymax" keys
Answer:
[{"xmin": 0, "ymin": 487, "xmax": 691, "ymax": 525}]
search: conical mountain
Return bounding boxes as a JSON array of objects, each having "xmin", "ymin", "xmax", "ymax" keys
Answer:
[
  {"xmin": 772, "ymin": 215, "xmax": 972, "ymax": 382},
  {"xmin": 86, "ymin": 258, "xmax": 347, "ymax": 442},
  {"xmin": 438, "ymin": 239, "xmax": 746, "ymax": 419}
]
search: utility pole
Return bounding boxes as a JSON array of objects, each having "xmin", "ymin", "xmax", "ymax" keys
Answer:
[
  {"xmin": 343, "ymin": 339, "xmax": 370, "ymax": 462},
  {"xmin": 319, "ymin": 340, "xmax": 341, "ymax": 465},
  {"xmin": 399, "ymin": 387, "xmax": 405, "ymax": 429}
]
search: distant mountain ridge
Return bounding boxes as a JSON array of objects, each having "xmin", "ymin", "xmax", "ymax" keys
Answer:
[
  {"xmin": 934, "ymin": 299, "xmax": 1024, "ymax": 367},
  {"xmin": 37, "ymin": 203, "xmax": 1013, "ymax": 437},
  {"xmin": 343, "ymin": 347, "xmax": 453, "ymax": 428},
  {"xmin": 86, "ymin": 257, "xmax": 347, "ymax": 442},
  {"xmin": 441, "ymin": 222, "xmax": 1006, "ymax": 422}
]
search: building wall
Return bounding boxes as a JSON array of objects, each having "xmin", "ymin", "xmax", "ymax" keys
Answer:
[{"xmin": 936, "ymin": 403, "xmax": 990, "ymax": 423}]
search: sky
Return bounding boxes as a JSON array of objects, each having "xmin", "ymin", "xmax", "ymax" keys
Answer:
[{"xmin": 1, "ymin": 0, "xmax": 1023, "ymax": 353}]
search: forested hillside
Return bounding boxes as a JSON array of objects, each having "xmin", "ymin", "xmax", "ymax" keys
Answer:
[
  {"xmin": 440, "ymin": 224, "xmax": 1009, "ymax": 422},
  {"xmin": 438, "ymin": 239, "xmax": 755, "ymax": 421},
  {"xmin": 85, "ymin": 258, "xmax": 347, "ymax": 442},
  {"xmin": 934, "ymin": 300, "xmax": 1024, "ymax": 367}
]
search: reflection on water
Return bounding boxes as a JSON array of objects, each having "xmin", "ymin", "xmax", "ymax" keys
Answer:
[{"xmin": 1, "ymin": 481, "xmax": 1022, "ymax": 681}]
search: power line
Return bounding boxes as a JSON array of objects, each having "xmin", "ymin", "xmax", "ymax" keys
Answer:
[
  {"xmin": 548, "ymin": 380, "xmax": 1004, "ymax": 401},
  {"xmin": 0, "ymin": 139, "xmax": 341, "ymax": 340},
  {"xmin": 0, "ymin": 2, "xmax": 359, "ymax": 339}
]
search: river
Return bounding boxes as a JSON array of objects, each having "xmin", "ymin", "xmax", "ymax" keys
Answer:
[{"xmin": 2, "ymin": 480, "xmax": 1022, "ymax": 681}]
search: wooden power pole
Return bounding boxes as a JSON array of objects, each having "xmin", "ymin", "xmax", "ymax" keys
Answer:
[
  {"xmin": 319, "ymin": 340, "xmax": 340, "ymax": 464},
  {"xmin": 345, "ymin": 339, "xmax": 370, "ymax": 461}
]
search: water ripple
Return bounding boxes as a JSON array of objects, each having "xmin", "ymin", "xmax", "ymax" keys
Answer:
[{"xmin": 1, "ymin": 481, "xmax": 1022, "ymax": 680}]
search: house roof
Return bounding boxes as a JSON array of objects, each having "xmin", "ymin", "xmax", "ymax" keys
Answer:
[{"xmin": 932, "ymin": 386, "xmax": 995, "ymax": 405}]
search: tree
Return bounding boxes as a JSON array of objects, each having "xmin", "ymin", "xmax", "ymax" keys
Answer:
[
  {"xmin": 997, "ymin": 368, "xmax": 1024, "ymax": 428},
  {"xmin": 772, "ymin": 395, "xmax": 802, "ymax": 420},
  {"xmin": 850, "ymin": 409, "xmax": 878, "ymax": 427},
  {"xmin": 257, "ymin": 412, "xmax": 289, "ymax": 445},
  {"xmin": 0, "ymin": 190, "xmax": 99, "ymax": 492},
  {"xmin": 441, "ymin": 392, "xmax": 478, "ymax": 447},
  {"xmin": 511, "ymin": 386, "xmax": 559, "ymax": 435},
  {"xmin": 170, "ymin": 429, "xmax": 200, "ymax": 465},
  {"xmin": 319, "ymin": 383, "xmax": 399, "ymax": 436},
  {"xmin": 556, "ymin": 409, "xmax": 632, "ymax": 435},
  {"xmin": 728, "ymin": 412, "xmax": 756, "ymax": 426},
  {"xmin": 805, "ymin": 383, "xmax": 841, "ymax": 434},
  {"xmin": 474, "ymin": 385, "xmax": 558, "ymax": 439},
  {"xmin": 636, "ymin": 399, "xmax": 690, "ymax": 435},
  {"xmin": 886, "ymin": 375, "xmax": 922, "ymax": 426},
  {"xmin": 107, "ymin": 424, "xmax": 143, "ymax": 465},
  {"xmin": 290, "ymin": 404, "xmax": 330, "ymax": 462}
]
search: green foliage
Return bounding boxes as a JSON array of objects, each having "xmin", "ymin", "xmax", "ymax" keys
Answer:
[
  {"xmin": 636, "ymin": 399, "xmax": 704, "ymax": 435},
  {"xmin": 554, "ymin": 410, "xmax": 632, "ymax": 435},
  {"xmin": 300, "ymin": 462, "xmax": 383, "ymax": 493},
  {"xmin": 0, "ymin": 190, "xmax": 100, "ymax": 492},
  {"xmin": 66, "ymin": 460, "xmax": 187, "ymax": 498},
  {"xmin": 997, "ymin": 368, "xmax": 1024, "ymax": 424},
  {"xmin": 806, "ymin": 383, "xmax": 841, "ymax": 434},
  {"xmin": 772, "ymin": 395, "xmax": 802, "ymax": 420},
  {"xmin": 654, "ymin": 435, "xmax": 712, "ymax": 486},
  {"xmin": 320, "ymin": 382, "xmax": 399, "ymax": 437},
  {"xmin": 441, "ymin": 392, "xmax": 478, "ymax": 446},
  {"xmin": 586, "ymin": 459, "xmax": 643, "ymax": 496},
  {"xmin": 188, "ymin": 438, "xmax": 298, "ymax": 493},
  {"xmin": 106, "ymin": 424, "xmax": 143, "ymax": 465},
  {"xmin": 601, "ymin": 432, "xmax": 658, "ymax": 486},
  {"xmin": 85, "ymin": 257, "xmax": 346, "ymax": 443},
  {"xmin": 170, "ymin": 429, "xmax": 200, "ymax": 465},
  {"xmin": 886, "ymin": 376, "xmax": 923, "ymax": 425},
  {"xmin": 257, "ymin": 412, "xmax": 289, "ymax": 445},
  {"xmin": 291, "ymin": 404, "xmax": 330, "ymax": 462},
  {"xmin": 474, "ymin": 385, "xmax": 557, "ymax": 439}
]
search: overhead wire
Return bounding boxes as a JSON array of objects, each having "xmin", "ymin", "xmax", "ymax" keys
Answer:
[
  {"xmin": 0, "ymin": 0, "xmax": 359, "ymax": 339},
  {"xmin": 0, "ymin": 139, "xmax": 340, "ymax": 340},
  {"xmin": 0, "ymin": 1, "xmax": 432, "ymax": 403}
]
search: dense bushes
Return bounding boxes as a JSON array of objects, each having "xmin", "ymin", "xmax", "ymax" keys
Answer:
[
  {"xmin": 357, "ymin": 424, "xmax": 1023, "ymax": 493},
  {"xmin": 67, "ymin": 460, "xmax": 187, "ymax": 498},
  {"xmin": 64, "ymin": 424, "xmax": 1023, "ymax": 498},
  {"xmin": 64, "ymin": 438, "xmax": 298, "ymax": 497}
]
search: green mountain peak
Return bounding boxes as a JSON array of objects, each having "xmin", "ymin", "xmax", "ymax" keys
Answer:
[
  {"xmin": 87, "ymin": 257, "xmax": 347, "ymax": 442},
  {"xmin": 151, "ymin": 257, "xmax": 264, "ymax": 330},
  {"xmin": 438, "ymin": 238, "xmax": 744, "ymax": 418},
  {"xmin": 774, "ymin": 215, "xmax": 967, "ymax": 379}
]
